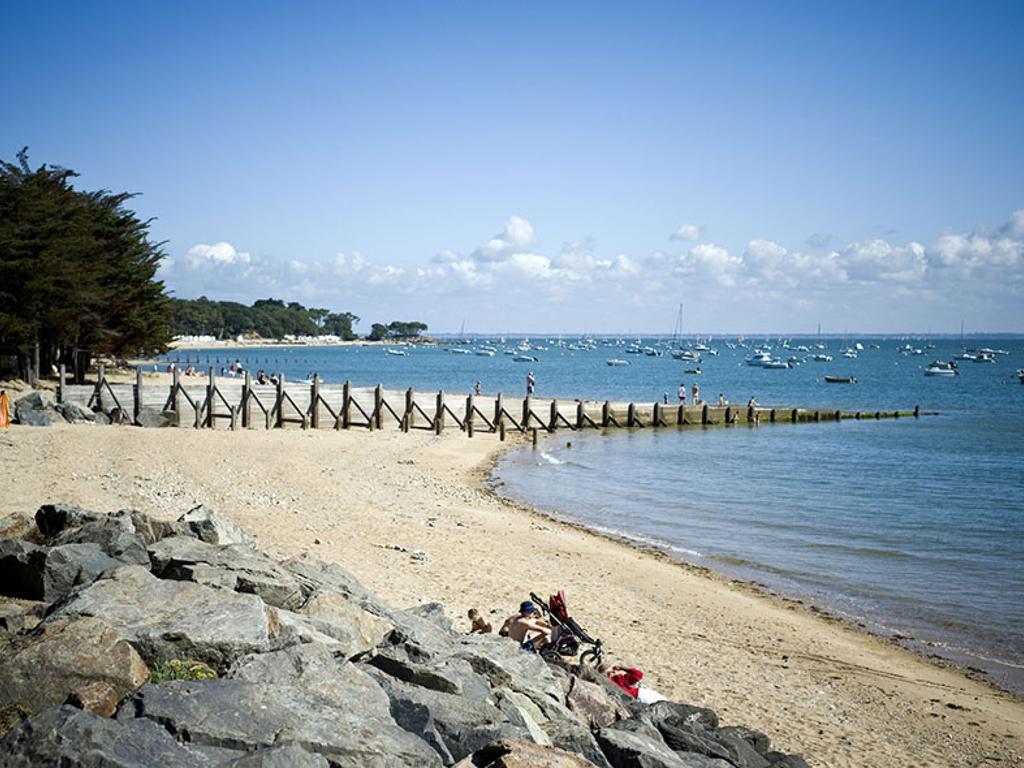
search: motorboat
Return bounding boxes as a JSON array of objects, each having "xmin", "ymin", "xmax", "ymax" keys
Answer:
[
  {"xmin": 643, "ymin": 347, "xmax": 663, "ymax": 357},
  {"xmin": 745, "ymin": 351, "xmax": 774, "ymax": 367},
  {"xmin": 924, "ymin": 361, "xmax": 958, "ymax": 376},
  {"xmin": 973, "ymin": 352, "xmax": 996, "ymax": 363},
  {"xmin": 813, "ymin": 354, "xmax": 833, "ymax": 362},
  {"xmin": 514, "ymin": 355, "xmax": 538, "ymax": 363},
  {"xmin": 684, "ymin": 368, "xmax": 702, "ymax": 374},
  {"xmin": 385, "ymin": 348, "xmax": 407, "ymax": 357},
  {"xmin": 762, "ymin": 359, "xmax": 790, "ymax": 369},
  {"xmin": 842, "ymin": 349, "xmax": 858, "ymax": 359},
  {"xmin": 475, "ymin": 349, "xmax": 495, "ymax": 357},
  {"xmin": 606, "ymin": 359, "xmax": 630, "ymax": 367},
  {"xmin": 672, "ymin": 349, "xmax": 701, "ymax": 362},
  {"xmin": 447, "ymin": 347, "xmax": 472, "ymax": 355},
  {"xmin": 824, "ymin": 375, "xmax": 857, "ymax": 384}
]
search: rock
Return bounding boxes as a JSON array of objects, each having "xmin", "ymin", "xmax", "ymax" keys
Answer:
[
  {"xmin": 407, "ymin": 601, "xmax": 454, "ymax": 631},
  {"xmin": 764, "ymin": 755, "xmax": 809, "ymax": 768},
  {"xmin": 0, "ymin": 705, "xmax": 213, "ymax": 767},
  {"xmin": 121, "ymin": 508, "xmax": 189, "ymax": 546},
  {"xmin": 454, "ymin": 634, "xmax": 566, "ymax": 705},
  {"xmin": 93, "ymin": 410, "xmax": 111, "ymax": 425},
  {"xmin": 713, "ymin": 727, "xmax": 771, "ymax": 768},
  {"xmin": 136, "ymin": 407, "xmax": 171, "ymax": 428},
  {"xmin": 0, "ymin": 511, "xmax": 40, "ymax": 542},
  {"xmin": 649, "ymin": 720, "xmax": 734, "ymax": 764},
  {"xmin": 540, "ymin": 719, "xmax": 612, "ymax": 768},
  {"xmin": 717, "ymin": 725, "xmax": 771, "ymax": 757},
  {"xmin": 178, "ymin": 504, "xmax": 256, "ymax": 547},
  {"xmin": 645, "ymin": 701, "xmax": 719, "ymax": 733},
  {"xmin": 50, "ymin": 517, "xmax": 150, "ymax": 567},
  {"xmin": 0, "ymin": 616, "xmax": 148, "ymax": 718},
  {"xmin": 366, "ymin": 666, "xmax": 525, "ymax": 765},
  {"xmin": 0, "ymin": 540, "xmax": 43, "ymax": 600},
  {"xmin": 45, "ymin": 565, "xmax": 283, "ymax": 672},
  {"xmin": 34, "ymin": 503, "xmax": 103, "ymax": 539},
  {"xmin": 13, "ymin": 392, "xmax": 55, "ymax": 427},
  {"xmin": 566, "ymin": 676, "xmax": 632, "ymax": 729},
  {"xmin": 0, "ymin": 599, "xmax": 45, "ymax": 633},
  {"xmin": 149, "ymin": 535, "xmax": 304, "ymax": 610},
  {"xmin": 221, "ymin": 743, "xmax": 330, "ymax": 767},
  {"xmin": 55, "ymin": 401, "xmax": 95, "ymax": 423},
  {"xmin": 299, "ymin": 589, "xmax": 394, "ymax": 657},
  {"xmin": 282, "ymin": 555, "xmax": 395, "ymax": 618},
  {"xmin": 597, "ymin": 726, "xmax": 733, "ymax": 768},
  {"xmin": 122, "ymin": 677, "xmax": 441, "ymax": 767},
  {"xmin": 36, "ymin": 543, "xmax": 125, "ymax": 601},
  {"xmin": 452, "ymin": 737, "xmax": 597, "ymax": 767},
  {"xmin": 493, "ymin": 688, "xmax": 553, "ymax": 746},
  {"xmin": 108, "ymin": 406, "xmax": 130, "ymax": 424}
]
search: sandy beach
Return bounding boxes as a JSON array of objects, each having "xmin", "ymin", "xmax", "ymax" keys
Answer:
[{"xmin": 1, "ymin": 422, "xmax": 1021, "ymax": 768}]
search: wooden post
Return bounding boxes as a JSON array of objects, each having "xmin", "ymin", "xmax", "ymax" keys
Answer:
[
  {"xmin": 207, "ymin": 367, "xmax": 216, "ymax": 428},
  {"xmin": 770, "ymin": 408, "xmax": 777, "ymax": 423},
  {"xmin": 405, "ymin": 387, "xmax": 414, "ymax": 432},
  {"xmin": 466, "ymin": 394, "xmax": 475, "ymax": 437},
  {"xmin": 230, "ymin": 405, "xmax": 238, "ymax": 431},
  {"xmin": 310, "ymin": 375, "xmax": 320, "ymax": 430},
  {"xmin": 576, "ymin": 400, "xmax": 585, "ymax": 429},
  {"xmin": 856, "ymin": 411, "xmax": 862, "ymax": 420},
  {"xmin": 814, "ymin": 410, "xmax": 820, "ymax": 422},
  {"xmin": 602, "ymin": 401, "xmax": 611, "ymax": 427},
  {"xmin": 914, "ymin": 404, "xmax": 920, "ymax": 418},
  {"xmin": 531, "ymin": 427, "xmax": 538, "ymax": 447},
  {"xmin": 627, "ymin": 403, "xmax": 636, "ymax": 427},
  {"xmin": 701, "ymin": 404, "xmax": 709, "ymax": 425},
  {"xmin": 494, "ymin": 393, "xmax": 504, "ymax": 427},
  {"xmin": 499, "ymin": 419, "xmax": 506, "ymax": 441},
  {"xmin": 653, "ymin": 402, "xmax": 661, "ymax": 427},
  {"xmin": 677, "ymin": 404, "xmax": 685, "ymax": 425},
  {"xmin": 834, "ymin": 410, "xmax": 841, "ymax": 421},
  {"xmin": 96, "ymin": 364, "xmax": 105, "ymax": 412},
  {"xmin": 894, "ymin": 410, "xmax": 900, "ymax": 419},
  {"xmin": 57, "ymin": 364, "xmax": 66, "ymax": 403},
  {"xmin": 435, "ymin": 391, "xmax": 445, "ymax": 435},
  {"xmin": 335, "ymin": 380, "xmax": 347, "ymax": 429},
  {"xmin": 172, "ymin": 367, "xmax": 181, "ymax": 417},
  {"xmin": 275, "ymin": 375, "xmax": 284, "ymax": 429},
  {"xmin": 747, "ymin": 405, "xmax": 754, "ymax": 423},
  {"xmin": 791, "ymin": 408, "xmax": 798, "ymax": 423},
  {"xmin": 725, "ymin": 406, "xmax": 732, "ymax": 424},
  {"xmin": 133, "ymin": 367, "xmax": 143, "ymax": 425},
  {"xmin": 549, "ymin": 399, "xmax": 559, "ymax": 431},
  {"xmin": 875, "ymin": 411, "xmax": 881, "ymax": 420},
  {"xmin": 374, "ymin": 384, "xmax": 383, "ymax": 430},
  {"xmin": 241, "ymin": 371, "xmax": 251, "ymax": 428},
  {"xmin": 522, "ymin": 396, "xmax": 532, "ymax": 428}
]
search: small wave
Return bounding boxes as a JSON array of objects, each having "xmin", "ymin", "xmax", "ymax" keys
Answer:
[
  {"xmin": 582, "ymin": 522, "xmax": 704, "ymax": 559},
  {"xmin": 539, "ymin": 451, "xmax": 565, "ymax": 465}
]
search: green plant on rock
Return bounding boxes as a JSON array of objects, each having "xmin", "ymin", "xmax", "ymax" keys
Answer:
[{"xmin": 149, "ymin": 659, "xmax": 218, "ymax": 684}]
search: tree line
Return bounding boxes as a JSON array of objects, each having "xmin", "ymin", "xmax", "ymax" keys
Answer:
[{"xmin": 1, "ymin": 148, "xmax": 429, "ymax": 383}]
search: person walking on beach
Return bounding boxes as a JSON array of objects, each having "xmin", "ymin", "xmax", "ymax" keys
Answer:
[
  {"xmin": 474, "ymin": 381, "xmax": 481, "ymax": 396},
  {"xmin": 526, "ymin": 371, "xmax": 536, "ymax": 395}
]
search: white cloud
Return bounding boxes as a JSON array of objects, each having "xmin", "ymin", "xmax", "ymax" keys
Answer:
[
  {"xmin": 838, "ymin": 239, "xmax": 927, "ymax": 283},
  {"xmin": 671, "ymin": 223, "xmax": 702, "ymax": 241},
  {"xmin": 473, "ymin": 215, "xmax": 537, "ymax": 262},
  {"xmin": 185, "ymin": 242, "xmax": 251, "ymax": 267}
]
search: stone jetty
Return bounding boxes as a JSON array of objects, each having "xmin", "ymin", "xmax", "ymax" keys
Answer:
[{"xmin": 0, "ymin": 502, "xmax": 810, "ymax": 767}]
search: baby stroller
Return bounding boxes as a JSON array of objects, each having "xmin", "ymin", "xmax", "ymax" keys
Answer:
[{"xmin": 530, "ymin": 590, "xmax": 603, "ymax": 667}]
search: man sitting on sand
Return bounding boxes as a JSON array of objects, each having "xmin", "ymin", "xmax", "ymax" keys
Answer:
[
  {"xmin": 468, "ymin": 608, "xmax": 492, "ymax": 634},
  {"xmin": 499, "ymin": 601, "xmax": 551, "ymax": 652}
]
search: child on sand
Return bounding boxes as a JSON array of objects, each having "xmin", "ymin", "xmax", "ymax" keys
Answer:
[{"xmin": 467, "ymin": 608, "xmax": 492, "ymax": 634}]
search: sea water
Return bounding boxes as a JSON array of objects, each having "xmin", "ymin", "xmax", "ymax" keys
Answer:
[{"xmin": 155, "ymin": 337, "xmax": 1024, "ymax": 693}]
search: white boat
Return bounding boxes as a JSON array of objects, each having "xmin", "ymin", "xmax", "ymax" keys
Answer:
[
  {"xmin": 973, "ymin": 352, "xmax": 996, "ymax": 363},
  {"xmin": 1017, "ymin": 368, "xmax": 1024, "ymax": 383},
  {"xmin": 513, "ymin": 355, "xmax": 538, "ymax": 363},
  {"xmin": 672, "ymin": 349, "xmax": 701, "ymax": 362},
  {"xmin": 475, "ymin": 349, "xmax": 495, "ymax": 357},
  {"xmin": 762, "ymin": 359, "xmax": 790, "ymax": 369},
  {"xmin": 813, "ymin": 354, "xmax": 833, "ymax": 362},
  {"xmin": 385, "ymin": 348, "xmax": 407, "ymax": 357},
  {"xmin": 447, "ymin": 347, "xmax": 472, "ymax": 355},
  {"xmin": 745, "ymin": 351, "xmax": 774, "ymax": 367},
  {"xmin": 606, "ymin": 359, "xmax": 630, "ymax": 367},
  {"xmin": 843, "ymin": 350, "xmax": 858, "ymax": 359},
  {"xmin": 643, "ymin": 347, "xmax": 662, "ymax": 357},
  {"xmin": 924, "ymin": 362, "xmax": 958, "ymax": 376}
]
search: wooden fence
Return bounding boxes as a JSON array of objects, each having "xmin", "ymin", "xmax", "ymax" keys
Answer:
[{"xmin": 57, "ymin": 365, "xmax": 924, "ymax": 441}]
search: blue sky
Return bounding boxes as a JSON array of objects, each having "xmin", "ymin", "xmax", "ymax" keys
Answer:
[{"xmin": 3, "ymin": 1, "xmax": 1023, "ymax": 333}]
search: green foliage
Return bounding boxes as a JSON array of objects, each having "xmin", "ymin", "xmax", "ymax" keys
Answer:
[
  {"xmin": 169, "ymin": 297, "xmax": 360, "ymax": 341},
  {"xmin": 368, "ymin": 320, "xmax": 429, "ymax": 341},
  {"xmin": 149, "ymin": 659, "xmax": 218, "ymax": 684},
  {"xmin": 0, "ymin": 147, "xmax": 171, "ymax": 381}
]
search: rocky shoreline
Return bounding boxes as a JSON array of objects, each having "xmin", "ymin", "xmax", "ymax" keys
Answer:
[{"xmin": 0, "ymin": 502, "xmax": 810, "ymax": 767}]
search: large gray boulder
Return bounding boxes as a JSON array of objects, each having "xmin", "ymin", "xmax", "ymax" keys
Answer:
[
  {"xmin": 0, "ymin": 705, "xmax": 215, "ymax": 767},
  {"xmin": 296, "ymin": 589, "xmax": 394, "ymax": 657},
  {"xmin": 13, "ymin": 392, "xmax": 55, "ymax": 427},
  {"xmin": 220, "ymin": 743, "xmax": 330, "ymax": 767},
  {"xmin": 149, "ymin": 536, "xmax": 304, "ymax": 610},
  {"xmin": 0, "ymin": 540, "xmax": 43, "ymax": 600},
  {"xmin": 44, "ymin": 565, "xmax": 284, "ymax": 671},
  {"xmin": 597, "ymin": 725, "xmax": 734, "ymax": 768},
  {"xmin": 282, "ymin": 554, "xmax": 396, "ymax": 618},
  {"xmin": 121, "ymin": 676, "xmax": 441, "ymax": 767},
  {"xmin": 0, "ymin": 599, "xmax": 45, "ymax": 633},
  {"xmin": 34, "ymin": 504, "xmax": 102, "ymax": 539},
  {"xmin": 136, "ymin": 407, "xmax": 172, "ymax": 428},
  {"xmin": 452, "ymin": 737, "xmax": 597, "ymax": 767},
  {"xmin": 0, "ymin": 616, "xmax": 149, "ymax": 717},
  {"xmin": 178, "ymin": 505, "xmax": 256, "ymax": 547},
  {"xmin": 566, "ymin": 675, "xmax": 632, "ymax": 729},
  {"xmin": 50, "ymin": 516, "xmax": 150, "ymax": 567},
  {"xmin": 55, "ymin": 401, "xmax": 95, "ymax": 423},
  {"xmin": 35, "ymin": 543, "xmax": 125, "ymax": 602},
  {"xmin": 366, "ymin": 666, "xmax": 525, "ymax": 765}
]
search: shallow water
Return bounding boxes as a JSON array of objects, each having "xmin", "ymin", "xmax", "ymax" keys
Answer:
[{"xmin": 155, "ymin": 336, "xmax": 1024, "ymax": 693}]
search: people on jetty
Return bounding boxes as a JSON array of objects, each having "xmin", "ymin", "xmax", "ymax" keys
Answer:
[
  {"xmin": 718, "ymin": 393, "xmax": 727, "ymax": 406},
  {"xmin": 691, "ymin": 383, "xmax": 701, "ymax": 404},
  {"xmin": 499, "ymin": 600, "xmax": 551, "ymax": 651},
  {"xmin": 677, "ymin": 383, "xmax": 686, "ymax": 404},
  {"xmin": 467, "ymin": 608, "xmax": 492, "ymax": 634},
  {"xmin": 747, "ymin": 396, "xmax": 758, "ymax": 408}
]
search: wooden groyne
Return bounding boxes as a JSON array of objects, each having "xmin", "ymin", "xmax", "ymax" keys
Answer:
[{"xmin": 57, "ymin": 365, "xmax": 927, "ymax": 440}]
